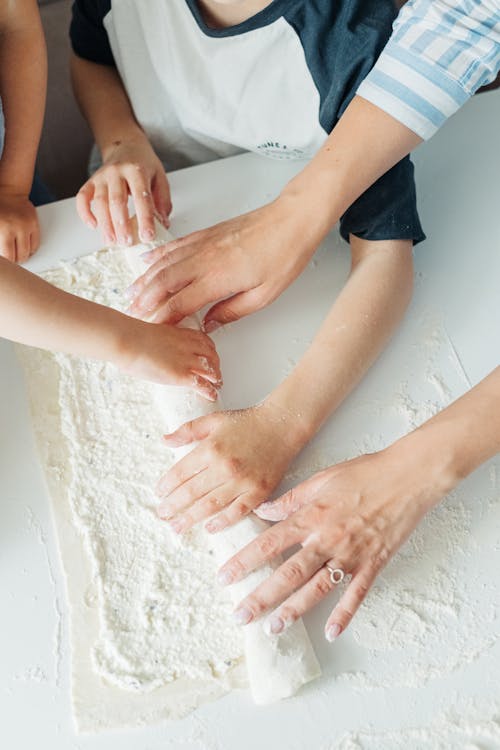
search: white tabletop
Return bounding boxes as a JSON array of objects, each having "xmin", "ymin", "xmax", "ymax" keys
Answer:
[{"xmin": 1, "ymin": 91, "xmax": 499, "ymax": 749}]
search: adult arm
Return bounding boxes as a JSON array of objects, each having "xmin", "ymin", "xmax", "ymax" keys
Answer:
[
  {"xmin": 130, "ymin": 0, "xmax": 500, "ymax": 329},
  {"xmin": 155, "ymin": 237, "xmax": 414, "ymax": 532},
  {"xmin": 219, "ymin": 366, "xmax": 500, "ymax": 640},
  {"xmin": 0, "ymin": 0, "xmax": 47, "ymax": 262}
]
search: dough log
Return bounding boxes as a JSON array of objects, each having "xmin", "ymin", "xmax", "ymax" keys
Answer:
[{"xmin": 123, "ymin": 227, "xmax": 321, "ymax": 704}]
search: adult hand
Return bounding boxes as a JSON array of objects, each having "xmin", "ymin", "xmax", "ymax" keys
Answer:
[
  {"xmin": 217, "ymin": 436, "xmax": 457, "ymax": 641},
  {"xmin": 127, "ymin": 194, "xmax": 325, "ymax": 328},
  {"xmin": 76, "ymin": 137, "xmax": 171, "ymax": 247},
  {"xmin": 0, "ymin": 191, "xmax": 40, "ymax": 262},
  {"xmin": 156, "ymin": 401, "xmax": 306, "ymax": 533}
]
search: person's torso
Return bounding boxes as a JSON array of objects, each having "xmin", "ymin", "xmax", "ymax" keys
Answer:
[{"xmin": 104, "ymin": 0, "xmax": 397, "ymax": 169}]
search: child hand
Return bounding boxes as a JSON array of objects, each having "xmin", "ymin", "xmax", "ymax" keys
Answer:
[
  {"xmin": 76, "ymin": 138, "xmax": 172, "ymax": 247},
  {"xmin": 119, "ymin": 319, "xmax": 222, "ymax": 401},
  {"xmin": 155, "ymin": 402, "xmax": 305, "ymax": 533},
  {"xmin": 0, "ymin": 191, "xmax": 40, "ymax": 262}
]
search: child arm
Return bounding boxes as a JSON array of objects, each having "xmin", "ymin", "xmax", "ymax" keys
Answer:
[
  {"xmin": 0, "ymin": 257, "xmax": 221, "ymax": 400},
  {"xmin": 71, "ymin": 54, "xmax": 171, "ymax": 245},
  {"xmin": 156, "ymin": 237, "xmax": 414, "ymax": 531},
  {"xmin": 0, "ymin": 0, "xmax": 47, "ymax": 262}
]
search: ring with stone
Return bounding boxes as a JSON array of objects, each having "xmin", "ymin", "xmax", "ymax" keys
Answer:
[{"xmin": 326, "ymin": 565, "xmax": 345, "ymax": 585}]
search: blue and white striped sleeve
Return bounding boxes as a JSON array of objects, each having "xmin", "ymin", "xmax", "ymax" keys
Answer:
[{"xmin": 357, "ymin": 0, "xmax": 500, "ymax": 139}]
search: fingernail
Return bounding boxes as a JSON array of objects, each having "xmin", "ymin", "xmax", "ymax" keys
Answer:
[
  {"xmin": 140, "ymin": 250, "xmax": 153, "ymax": 260},
  {"xmin": 203, "ymin": 320, "xmax": 221, "ymax": 334},
  {"xmin": 140, "ymin": 229, "xmax": 155, "ymax": 241},
  {"xmin": 205, "ymin": 517, "xmax": 225, "ymax": 533},
  {"xmin": 264, "ymin": 615, "xmax": 284, "ymax": 635},
  {"xmin": 86, "ymin": 220, "xmax": 96, "ymax": 229},
  {"xmin": 125, "ymin": 285, "xmax": 137, "ymax": 299},
  {"xmin": 217, "ymin": 569, "xmax": 233, "ymax": 586},
  {"xmin": 169, "ymin": 518, "xmax": 186, "ymax": 535},
  {"xmin": 125, "ymin": 235, "xmax": 133, "ymax": 246},
  {"xmin": 232, "ymin": 607, "xmax": 253, "ymax": 626},
  {"xmin": 325, "ymin": 623, "xmax": 342, "ymax": 642},
  {"xmin": 157, "ymin": 503, "xmax": 172, "ymax": 519}
]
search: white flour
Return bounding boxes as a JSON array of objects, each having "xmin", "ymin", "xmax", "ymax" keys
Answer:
[{"xmin": 17, "ymin": 248, "xmax": 245, "ymax": 727}]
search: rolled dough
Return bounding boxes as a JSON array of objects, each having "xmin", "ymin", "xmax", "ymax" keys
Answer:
[
  {"xmin": 124, "ymin": 225, "xmax": 320, "ymax": 704},
  {"xmin": 16, "ymin": 225, "xmax": 319, "ymax": 732}
]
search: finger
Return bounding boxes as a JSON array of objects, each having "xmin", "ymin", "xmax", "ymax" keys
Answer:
[
  {"xmin": 151, "ymin": 171, "xmax": 172, "ymax": 227},
  {"xmin": 157, "ymin": 433, "xmax": 214, "ymax": 497},
  {"xmin": 0, "ymin": 234, "xmax": 16, "ymax": 261},
  {"xmin": 206, "ymin": 491, "xmax": 269, "ymax": 533},
  {"xmin": 264, "ymin": 565, "xmax": 337, "ymax": 635},
  {"xmin": 92, "ymin": 186, "xmax": 116, "ymax": 245},
  {"xmin": 29, "ymin": 228, "xmax": 40, "ymax": 256},
  {"xmin": 30, "ymin": 216, "xmax": 41, "ymax": 254},
  {"xmin": 158, "ymin": 468, "xmax": 222, "ymax": 519},
  {"xmin": 151, "ymin": 280, "xmax": 213, "ymax": 325},
  {"xmin": 76, "ymin": 182, "xmax": 97, "ymax": 228},
  {"xmin": 190, "ymin": 374, "xmax": 219, "ymax": 402},
  {"xmin": 172, "ymin": 487, "xmax": 243, "ymax": 533},
  {"xmin": 255, "ymin": 469, "xmax": 333, "ymax": 521},
  {"xmin": 134, "ymin": 244, "xmax": 200, "ymax": 287},
  {"xmin": 255, "ymin": 485, "xmax": 312, "ymax": 522},
  {"xmin": 324, "ymin": 566, "xmax": 377, "ymax": 641},
  {"xmin": 16, "ymin": 232, "xmax": 32, "ymax": 263},
  {"xmin": 129, "ymin": 261, "xmax": 197, "ymax": 317},
  {"xmin": 126, "ymin": 166, "xmax": 156, "ymax": 242},
  {"xmin": 232, "ymin": 547, "xmax": 324, "ymax": 626},
  {"xmin": 107, "ymin": 174, "xmax": 132, "ymax": 245},
  {"xmin": 160, "ymin": 414, "xmax": 215, "ymax": 454},
  {"xmin": 203, "ymin": 287, "xmax": 266, "ymax": 333},
  {"xmin": 191, "ymin": 354, "xmax": 222, "ymax": 385},
  {"xmin": 217, "ymin": 519, "xmax": 302, "ymax": 586}
]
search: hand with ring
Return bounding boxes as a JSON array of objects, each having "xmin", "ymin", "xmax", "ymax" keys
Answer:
[{"xmin": 217, "ymin": 436, "xmax": 457, "ymax": 641}]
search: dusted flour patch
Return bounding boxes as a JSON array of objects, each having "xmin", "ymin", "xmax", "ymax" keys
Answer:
[{"xmin": 16, "ymin": 247, "xmax": 245, "ymax": 730}]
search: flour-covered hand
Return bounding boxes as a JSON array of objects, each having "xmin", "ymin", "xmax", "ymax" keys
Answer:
[
  {"xmin": 118, "ymin": 318, "xmax": 221, "ymax": 401},
  {"xmin": 217, "ymin": 438, "xmax": 457, "ymax": 640},
  {"xmin": 156, "ymin": 403, "xmax": 304, "ymax": 532}
]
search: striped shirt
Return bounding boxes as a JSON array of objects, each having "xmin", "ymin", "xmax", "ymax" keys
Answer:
[{"xmin": 357, "ymin": 0, "xmax": 500, "ymax": 139}]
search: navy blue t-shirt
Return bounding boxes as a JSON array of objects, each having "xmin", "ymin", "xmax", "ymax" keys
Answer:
[{"xmin": 71, "ymin": 0, "xmax": 425, "ymax": 244}]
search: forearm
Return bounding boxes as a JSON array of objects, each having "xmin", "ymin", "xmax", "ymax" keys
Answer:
[
  {"xmin": 266, "ymin": 238, "xmax": 413, "ymax": 446},
  {"xmin": 397, "ymin": 366, "xmax": 500, "ymax": 504},
  {"xmin": 0, "ymin": 257, "xmax": 133, "ymax": 361},
  {"xmin": 70, "ymin": 54, "xmax": 147, "ymax": 158},
  {"xmin": 0, "ymin": 0, "xmax": 47, "ymax": 193},
  {"xmin": 280, "ymin": 97, "xmax": 422, "ymax": 244}
]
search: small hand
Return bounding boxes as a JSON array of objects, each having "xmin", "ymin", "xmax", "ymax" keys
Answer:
[
  {"xmin": 76, "ymin": 138, "xmax": 172, "ymax": 247},
  {"xmin": 127, "ymin": 194, "xmax": 322, "ymax": 326},
  {"xmin": 217, "ymin": 441, "xmax": 455, "ymax": 640},
  {"xmin": 119, "ymin": 319, "xmax": 222, "ymax": 401},
  {"xmin": 0, "ymin": 191, "xmax": 40, "ymax": 262},
  {"xmin": 156, "ymin": 402, "xmax": 304, "ymax": 532}
]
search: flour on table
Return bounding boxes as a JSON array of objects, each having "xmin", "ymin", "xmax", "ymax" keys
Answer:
[{"xmin": 16, "ymin": 247, "xmax": 245, "ymax": 731}]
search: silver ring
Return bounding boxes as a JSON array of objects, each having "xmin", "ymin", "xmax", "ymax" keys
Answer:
[{"xmin": 326, "ymin": 565, "xmax": 345, "ymax": 585}]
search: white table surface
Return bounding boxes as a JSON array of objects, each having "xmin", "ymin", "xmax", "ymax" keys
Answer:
[{"xmin": 1, "ymin": 91, "xmax": 499, "ymax": 749}]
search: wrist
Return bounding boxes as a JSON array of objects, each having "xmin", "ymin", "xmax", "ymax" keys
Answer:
[
  {"xmin": 260, "ymin": 391, "xmax": 316, "ymax": 455},
  {"xmin": 100, "ymin": 126, "xmax": 151, "ymax": 163},
  {"xmin": 387, "ymin": 421, "xmax": 464, "ymax": 512}
]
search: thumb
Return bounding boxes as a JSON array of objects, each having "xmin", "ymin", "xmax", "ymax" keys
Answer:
[
  {"xmin": 163, "ymin": 415, "xmax": 214, "ymax": 447},
  {"xmin": 203, "ymin": 287, "xmax": 265, "ymax": 332},
  {"xmin": 255, "ymin": 484, "xmax": 311, "ymax": 522}
]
